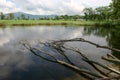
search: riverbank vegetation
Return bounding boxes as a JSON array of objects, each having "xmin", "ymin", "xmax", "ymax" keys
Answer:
[{"xmin": 0, "ymin": 20, "xmax": 115, "ymax": 27}]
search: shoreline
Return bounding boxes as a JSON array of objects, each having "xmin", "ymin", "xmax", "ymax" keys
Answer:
[{"xmin": 0, "ymin": 20, "xmax": 115, "ymax": 27}]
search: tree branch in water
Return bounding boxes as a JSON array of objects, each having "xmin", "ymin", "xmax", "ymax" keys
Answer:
[{"xmin": 22, "ymin": 38, "xmax": 120, "ymax": 80}]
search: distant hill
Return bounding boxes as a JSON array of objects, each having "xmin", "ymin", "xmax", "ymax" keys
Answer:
[{"xmin": 5, "ymin": 12, "xmax": 56, "ymax": 19}]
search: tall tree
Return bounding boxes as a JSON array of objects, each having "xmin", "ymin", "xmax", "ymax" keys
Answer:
[
  {"xmin": 95, "ymin": 6, "xmax": 111, "ymax": 20},
  {"xmin": 0, "ymin": 12, "xmax": 5, "ymax": 20},
  {"xmin": 112, "ymin": 0, "xmax": 120, "ymax": 20},
  {"xmin": 8, "ymin": 13, "xmax": 14, "ymax": 20},
  {"xmin": 83, "ymin": 8, "xmax": 94, "ymax": 20},
  {"xmin": 21, "ymin": 14, "xmax": 26, "ymax": 20},
  {"xmin": 27, "ymin": 16, "xmax": 30, "ymax": 20},
  {"xmin": 17, "ymin": 16, "xmax": 20, "ymax": 20},
  {"xmin": 62, "ymin": 15, "xmax": 69, "ymax": 20},
  {"xmin": 83, "ymin": 6, "xmax": 112, "ymax": 21}
]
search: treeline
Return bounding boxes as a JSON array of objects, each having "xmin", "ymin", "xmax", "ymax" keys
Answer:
[
  {"xmin": 53, "ymin": 15, "xmax": 83, "ymax": 20},
  {"xmin": 0, "ymin": 12, "xmax": 32, "ymax": 20},
  {"xmin": 83, "ymin": 0, "xmax": 120, "ymax": 21},
  {"xmin": 39, "ymin": 15, "xmax": 83, "ymax": 20},
  {"xmin": 83, "ymin": 6, "xmax": 112, "ymax": 21},
  {"xmin": 0, "ymin": 12, "xmax": 83, "ymax": 20}
]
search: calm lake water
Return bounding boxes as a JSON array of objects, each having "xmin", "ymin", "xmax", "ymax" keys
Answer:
[{"xmin": 0, "ymin": 25, "xmax": 119, "ymax": 80}]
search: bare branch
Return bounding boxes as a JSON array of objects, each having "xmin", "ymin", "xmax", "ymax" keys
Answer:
[
  {"xmin": 22, "ymin": 38, "xmax": 120, "ymax": 80},
  {"xmin": 62, "ymin": 46, "xmax": 108, "ymax": 77},
  {"xmin": 98, "ymin": 75, "xmax": 120, "ymax": 80},
  {"xmin": 102, "ymin": 56, "xmax": 120, "ymax": 65},
  {"xmin": 83, "ymin": 59, "xmax": 120, "ymax": 75},
  {"xmin": 53, "ymin": 38, "xmax": 120, "ymax": 52},
  {"xmin": 23, "ymin": 42, "xmax": 57, "ymax": 63}
]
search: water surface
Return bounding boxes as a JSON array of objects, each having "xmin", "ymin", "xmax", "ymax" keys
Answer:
[{"xmin": 0, "ymin": 25, "xmax": 119, "ymax": 80}]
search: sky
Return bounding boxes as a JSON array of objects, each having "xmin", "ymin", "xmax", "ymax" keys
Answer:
[{"xmin": 0, "ymin": 0, "xmax": 112, "ymax": 15}]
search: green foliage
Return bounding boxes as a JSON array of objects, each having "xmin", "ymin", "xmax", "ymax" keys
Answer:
[
  {"xmin": 83, "ymin": 26, "xmax": 120, "ymax": 58},
  {"xmin": 0, "ymin": 20, "xmax": 114, "ymax": 27},
  {"xmin": 0, "ymin": 12, "xmax": 6, "ymax": 20},
  {"xmin": 83, "ymin": 6, "xmax": 112, "ymax": 21},
  {"xmin": 8, "ymin": 13, "xmax": 14, "ymax": 20},
  {"xmin": 83, "ymin": 0, "xmax": 120, "ymax": 21},
  {"xmin": 112, "ymin": 0, "xmax": 120, "ymax": 19},
  {"xmin": 83, "ymin": 8, "xmax": 95, "ymax": 20},
  {"xmin": 17, "ymin": 16, "xmax": 20, "ymax": 20},
  {"xmin": 95, "ymin": 6, "xmax": 112, "ymax": 20},
  {"xmin": 53, "ymin": 15, "xmax": 83, "ymax": 20},
  {"xmin": 21, "ymin": 14, "xmax": 26, "ymax": 20}
]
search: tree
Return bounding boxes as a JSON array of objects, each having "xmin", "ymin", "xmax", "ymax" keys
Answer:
[
  {"xmin": 0, "ymin": 12, "xmax": 6, "ymax": 20},
  {"xmin": 61, "ymin": 15, "xmax": 69, "ymax": 20},
  {"xmin": 54, "ymin": 16, "xmax": 60, "ymax": 20},
  {"xmin": 27, "ymin": 16, "xmax": 30, "ymax": 20},
  {"xmin": 83, "ymin": 6, "xmax": 112, "ymax": 21},
  {"xmin": 95, "ymin": 6, "xmax": 111, "ymax": 20},
  {"xmin": 83, "ymin": 8, "xmax": 95, "ymax": 20},
  {"xmin": 17, "ymin": 16, "xmax": 20, "ymax": 20},
  {"xmin": 112, "ymin": 0, "xmax": 120, "ymax": 20},
  {"xmin": 72, "ymin": 15, "xmax": 81, "ymax": 21},
  {"xmin": 21, "ymin": 14, "xmax": 26, "ymax": 20},
  {"xmin": 8, "ymin": 13, "xmax": 14, "ymax": 20}
]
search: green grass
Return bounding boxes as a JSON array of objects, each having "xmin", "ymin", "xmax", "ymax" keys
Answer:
[{"xmin": 0, "ymin": 20, "xmax": 115, "ymax": 27}]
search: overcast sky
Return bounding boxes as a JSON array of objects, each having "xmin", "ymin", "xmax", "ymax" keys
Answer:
[{"xmin": 0, "ymin": 0, "xmax": 111, "ymax": 15}]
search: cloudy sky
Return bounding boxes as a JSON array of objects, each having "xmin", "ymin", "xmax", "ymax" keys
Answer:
[{"xmin": 0, "ymin": 0, "xmax": 111, "ymax": 15}]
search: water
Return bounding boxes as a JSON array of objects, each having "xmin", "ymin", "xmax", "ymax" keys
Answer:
[{"xmin": 0, "ymin": 25, "xmax": 119, "ymax": 80}]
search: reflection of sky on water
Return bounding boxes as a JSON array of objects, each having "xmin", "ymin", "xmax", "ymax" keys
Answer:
[
  {"xmin": 0, "ymin": 26, "xmax": 83, "ymax": 45},
  {"xmin": 0, "ymin": 26, "xmax": 109, "ymax": 80}
]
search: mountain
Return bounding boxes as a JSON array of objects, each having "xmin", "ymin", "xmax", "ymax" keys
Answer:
[{"xmin": 5, "ymin": 12, "xmax": 56, "ymax": 19}]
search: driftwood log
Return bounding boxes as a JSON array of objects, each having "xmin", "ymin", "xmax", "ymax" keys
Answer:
[{"xmin": 22, "ymin": 38, "xmax": 120, "ymax": 80}]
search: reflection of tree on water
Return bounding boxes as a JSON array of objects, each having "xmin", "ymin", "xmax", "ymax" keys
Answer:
[
  {"xmin": 108, "ymin": 26, "xmax": 120, "ymax": 59},
  {"xmin": 83, "ymin": 26, "xmax": 120, "ymax": 59}
]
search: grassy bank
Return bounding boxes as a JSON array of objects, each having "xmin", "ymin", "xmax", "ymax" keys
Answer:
[{"xmin": 0, "ymin": 20, "xmax": 115, "ymax": 27}]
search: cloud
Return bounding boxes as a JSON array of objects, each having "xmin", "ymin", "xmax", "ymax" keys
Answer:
[
  {"xmin": 0, "ymin": 0, "xmax": 111, "ymax": 15},
  {"xmin": 12, "ymin": 0, "xmax": 85, "ymax": 15},
  {"xmin": 0, "ymin": 0, "xmax": 20, "ymax": 13}
]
